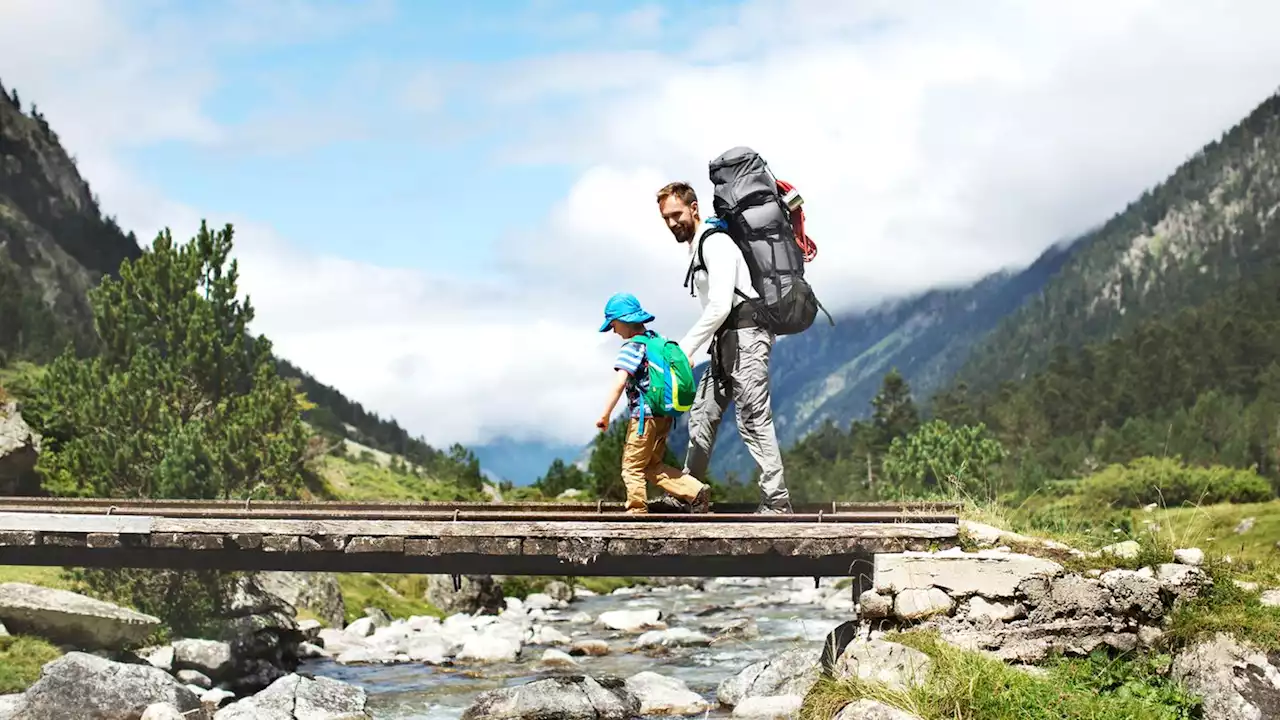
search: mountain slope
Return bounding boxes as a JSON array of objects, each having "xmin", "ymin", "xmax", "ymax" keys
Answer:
[
  {"xmin": 0, "ymin": 79, "xmax": 480, "ymax": 490},
  {"xmin": 956, "ymin": 88, "xmax": 1280, "ymax": 392},
  {"xmin": 665, "ymin": 240, "xmax": 1077, "ymax": 479},
  {"xmin": 0, "ymin": 81, "xmax": 141, "ymax": 362},
  {"xmin": 471, "ymin": 436, "xmax": 585, "ymax": 486}
]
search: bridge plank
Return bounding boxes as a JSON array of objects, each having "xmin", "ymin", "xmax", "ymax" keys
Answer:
[{"xmin": 0, "ymin": 512, "xmax": 152, "ymax": 534}]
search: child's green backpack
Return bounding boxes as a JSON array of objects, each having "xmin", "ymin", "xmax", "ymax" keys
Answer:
[{"xmin": 634, "ymin": 332, "xmax": 696, "ymax": 433}]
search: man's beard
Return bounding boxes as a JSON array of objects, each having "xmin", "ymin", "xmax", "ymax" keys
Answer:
[{"xmin": 672, "ymin": 220, "xmax": 695, "ymax": 244}]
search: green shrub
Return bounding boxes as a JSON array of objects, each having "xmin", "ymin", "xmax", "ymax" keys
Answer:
[{"xmin": 1079, "ymin": 456, "xmax": 1272, "ymax": 509}]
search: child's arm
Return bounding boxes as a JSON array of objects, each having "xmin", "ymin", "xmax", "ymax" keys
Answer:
[{"xmin": 596, "ymin": 369, "xmax": 629, "ymax": 430}]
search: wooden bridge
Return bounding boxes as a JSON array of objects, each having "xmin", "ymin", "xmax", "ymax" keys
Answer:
[{"xmin": 0, "ymin": 499, "xmax": 960, "ymax": 579}]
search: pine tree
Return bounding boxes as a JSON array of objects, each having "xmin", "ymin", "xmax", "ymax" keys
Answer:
[
  {"xmin": 871, "ymin": 369, "xmax": 919, "ymax": 449},
  {"xmin": 25, "ymin": 221, "xmax": 311, "ymax": 501}
]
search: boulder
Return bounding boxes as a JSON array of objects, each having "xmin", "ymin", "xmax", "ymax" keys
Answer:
[
  {"xmin": 425, "ymin": 575, "xmax": 504, "ymax": 615},
  {"xmin": 875, "ymin": 551, "xmax": 1063, "ymax": 599},
  {"xmin": 0, "ymin": 403, "xmax": 38, "ymax": 494},
  {"xmin": 0, "ymin": 696, "xmax": 23, "ymax": 720},
  {"xmin": 255, "ymin": 572, "xmax": 346, "ymax": 628},
  {"xmin": 834, "ymin": 640, "xmax": 932, "ymax": 692},
  {"xmin": 172, "ymin": 638, "xmax": 234, "ymax": 681},
  {"xmin": 213, "ymin": 673, "xmax": 372, "ymax": 719},
  {"xmin": 461, "ymin": 675, "xmax": 640, "ymax": 720},
  {"xmin": 717, "ymin": 647, "xmax": 819, "ymax": 707},
  {"xmin": 1100, "ymin": 569, "xmax": 1165, "ymax": 621},
  {"xmin": 624, "ymin": 672, "xmax": 709, "ymax": 716},
  {"xmin": 139, "ymin": 704, "xmax": 185, "ymax": 720},
  {"xmin": 545, "ymin": 581, "xmax": 574, "ymax": 604},
  {"xmin": 221, "ymin": 574, "xmax": 299, "ymax": 639},
  {"xmin": 730, "ymin": 695, "xmax": 802, "ymax": 718},
  {"xmin": 540, "ymin": 648, "xmax": 579, "ymax": 668},
  {"xmin": 834, "ymin": 699, "xmax": 924, "ymax": 720},
  {"xmin": 0, "ymin": 583, "xmax": 160, "ymax": 650},
  {"xmin": 1171, "ymin": 633, "xmax": 1280, "ymax": 720},
  {"xmin": 1174, "ymin": 548, "xmax": 1205, "ymax": 567},
  {"xmin": 595, "ymin": 609, "xmax": 665, "ymax": 633},
  {"xmin": 635, "ymin": 627, "xmax": 712, "ymax": 650},
  {"xmin": 569, "ymin": 639, "xmax": 610, "ymax": 657},
  {"xmin": 12, "ymin": 652, "xmax": 201, "ymax": 720}
]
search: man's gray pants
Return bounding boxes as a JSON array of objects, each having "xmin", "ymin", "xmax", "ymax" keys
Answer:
[{"xmin": 683, "ymin": 326, "xmax": 791, "ymax": 509}]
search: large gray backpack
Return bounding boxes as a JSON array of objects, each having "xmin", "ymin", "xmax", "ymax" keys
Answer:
[{"xmin": 685, "ymin": 146, "xmax": 832, "ymax": 336}]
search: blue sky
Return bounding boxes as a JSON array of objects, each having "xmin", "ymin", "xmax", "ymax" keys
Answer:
[
  {"xmin": 123, "ymin": 0, "xmax": 729, "ymax": 272},
  {"xmin": 5, "ymin": 0, "xmax": 1280, "ymax": 451}
]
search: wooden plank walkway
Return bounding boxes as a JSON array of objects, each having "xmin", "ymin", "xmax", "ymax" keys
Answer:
[{"xmin": 0, "ymin": 500, "xmax": 960, "ymax": 578}]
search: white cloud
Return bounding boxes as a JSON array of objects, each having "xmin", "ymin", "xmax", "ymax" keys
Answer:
[{"xmin": 6, "ymin": 0, "xmax": 1280, "ymax": 450}]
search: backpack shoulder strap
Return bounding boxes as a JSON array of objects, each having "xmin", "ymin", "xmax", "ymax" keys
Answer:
[{"xmin": 683, "ymin": 218, "xmax": 729, "ymax": 297}]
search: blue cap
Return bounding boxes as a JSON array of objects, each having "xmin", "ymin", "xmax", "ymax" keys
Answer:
[{"xmin": 599, "ymin": 292, "xmax": 655, "ymax": 332}]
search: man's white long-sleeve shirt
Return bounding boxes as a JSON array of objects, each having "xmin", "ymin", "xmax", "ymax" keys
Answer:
[{"xmin": 678, "ymin": 219, "xmax": 758, "ymax": 360}]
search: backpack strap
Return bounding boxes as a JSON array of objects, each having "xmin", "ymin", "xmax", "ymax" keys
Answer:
[{"xmin": 683, "ymin": 218, "xmax": 729, "ymax": 297}]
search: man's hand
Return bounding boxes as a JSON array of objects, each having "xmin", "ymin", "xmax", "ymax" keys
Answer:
[{"xmin": 595, "ymin": 414, "xmax": 610, "ymax": 431}]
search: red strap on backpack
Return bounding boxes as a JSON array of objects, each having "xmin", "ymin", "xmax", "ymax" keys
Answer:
[{"xmin": 776, "ymin": 179, "xmax": 817, "ymax": 262}]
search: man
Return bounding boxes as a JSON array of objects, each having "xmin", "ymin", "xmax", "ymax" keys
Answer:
[{"xmin": 655, "ymin": 181, "xmax": 793, "ymax": 514}]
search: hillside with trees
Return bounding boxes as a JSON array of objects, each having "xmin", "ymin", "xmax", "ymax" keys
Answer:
[{"xmin": 0, "ymin": 79, "xmax": 481, "ymax": 493}]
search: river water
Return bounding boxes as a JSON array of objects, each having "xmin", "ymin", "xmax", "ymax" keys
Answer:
[{"xmin": 303, "ymin": 576, "xmax": 855, "ymax": 719}]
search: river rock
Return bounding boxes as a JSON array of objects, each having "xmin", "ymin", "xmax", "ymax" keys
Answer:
[
  {"xmin": 0, "ymin": 582, "xmax": 161, "ymax": 650},
  {"xmin": 344, "ymin": 617, "xmax": 376, "ymax": 638},
  {"xmin": 140, "ymin": 704, "xmax": 185, "ymax": 720},
  {"xmin": 731, "ymin": 695, "xmax": 802, "ymax": 718},
  {"xmin": 717, "ymin": 647, "xmax": 819, "ymax": 707},
  {"xmin": 457, "ymin": 628, "xmax": 522, "ymax": 663},
  {"xmin": 12, "ymin": 652, "xmax": 201, "ymax": 720},
  {"xmin": 569, "ymin": 639, "xmax": 610, "ymax": 656},
  {"xmin": 625, "ymin": 672, "xmax": 709, "ymax": 716},
  {"xmin": 176, "ymin": 669, "xmax": 212, "ymax": 689},
  {"xmin": 530, "ymin": 625, "xmax": 571, "ymax": 646},
  {"xmin": 545, "ymin": 581, "xmax": 574, "ymax": 604},
  {"xmin": 1171, "ymin": 632, "xmax": 1280, "ymax": 720},
  {"xmin": 541, "ymin": 648, "xmax": 579, "ymax": 668},
  {"xmin": 595, "ymin": 609, "xmax": 665, "ymax": 633},
  {"xmin": 525, "ymin": 593, "xmax": 564, "ymax": 611},
  {"xmin": 172, "ymin": 638, "xmax": 234, "ymax": 681},
  {"xmin": 834, "ymin": 639, "xmax": 932, "ymax": 692},
  {"xmin": 875, "ymin": 550, "xmax": 1063, "ymax": 599},
  {"xmin": 255, "ymin": 572, "xmax": 346, "ymax": 629},
  {"xmin": 859, "ymin": 590, "xmax": 893, "ymax": 619},
  {"xmin": 635, "ymin": 627, "xmax": 712, "ymax": 649},
  {"xmin": 834, "ymin": 699, "xmax": 924, "ymax": 720},
  {"xmin": 461, "ymin": 675, "xmax": 640, "ymax": 720},
  {"xmin": 704, "ymin": 617, "xmax": 760, "ymax": 641},
  {"xmin": 426, "ymin": 575, "xmax": 503, "ymax": 615},
  {"xmin": 213, "ymin": 673, "xmax": 372, "ymax": 719}
]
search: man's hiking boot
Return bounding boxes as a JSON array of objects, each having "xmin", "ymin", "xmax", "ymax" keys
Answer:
[
  {"xmin": 756, "ymin": 501, "xmax": 793, "ymax": 515},
  {"xmin": 690, "ymin": 486, "xmax": 711, "ymax": 514}
]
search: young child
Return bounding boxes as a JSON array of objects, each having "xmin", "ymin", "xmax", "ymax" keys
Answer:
[{"xmin": 596, "ymin": 292, "xmax": 710, "ymax": 514}]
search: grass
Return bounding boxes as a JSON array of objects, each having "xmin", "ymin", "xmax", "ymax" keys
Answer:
[
  {"xmin": 318, "ymin": 455, "xmax": 485, "ymax": 502},
  {"xmin": 801, "ymin": 631, "xmax": 1201, "ymax": 720},
  {"xmin": 0, "ymin": 566, "xmax": 75, "ymax": 591},
  {"xmin": 0, "ymin": 636, "xmax": 61, "ymax": 693},
  {"xmin": 336, "ymin": 573, "xmax": 445, "ymax": 625}
]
